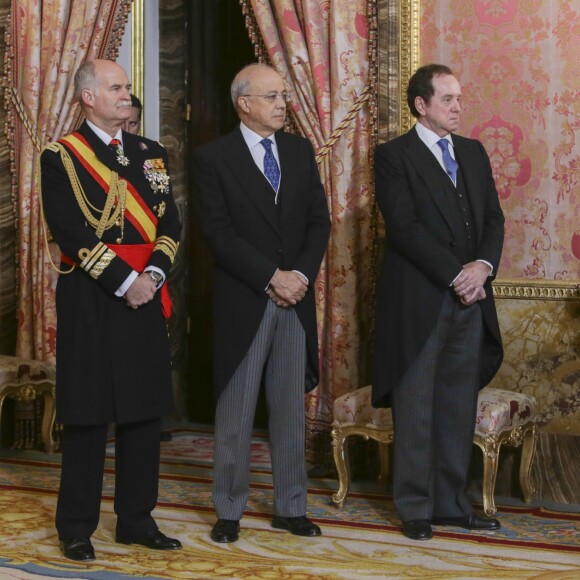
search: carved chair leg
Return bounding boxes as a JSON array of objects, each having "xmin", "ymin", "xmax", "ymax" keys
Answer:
[
  {"xmin": 519, "ymin": 424, "xmax": 537, "ymax": 504},
  {"xmin": 41, "ymin": 390, "xmax": 56, "ymax": 454},
  {"xmin": 331, "ymin": 428, "xmax": 350, "ymax": 508},
  {"xmin": 378, "ymin": 442, "xmax": 390, "ymax": 482},
  {"xmin": 475, "ymin": 438, "xmax": 500, "ymax": 517}
]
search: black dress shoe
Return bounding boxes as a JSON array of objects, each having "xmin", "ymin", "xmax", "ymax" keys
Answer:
[
  {"xmin": 116, "ymin": 529, "xmax": 182, "ymax": 550},
  {"xmin": 402, "ymin": 520, "xmax": 433, "ymax": 541},
  {"xmin": 432, "ymin": 512, "xmax": 501, "ymax": 530},
  {"xmin": 60, "ymin": 537, "xmax": 95, "ymax": 561},
  {"xmin": 211, "ymin": 519, "xmax": 240, "ymax": 543},
  {"xmin": 271, "ymin": 515, "xmax": 322, "ymax": 537}
]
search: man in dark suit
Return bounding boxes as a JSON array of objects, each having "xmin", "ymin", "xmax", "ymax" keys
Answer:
[
  {"xmin": 193, "ymin": 63, "xmax": 330, "ymax": 543},
  {"xmin": 124, "ymin": 93, "xmax": 142, "ymax": 135},
  {"xmin": 373, "ymin": 64, "xmax": 505, "ymax": 540},
  {"xmin": 40, "ymin": 59, "xmax": 182, "ymax": 561}
]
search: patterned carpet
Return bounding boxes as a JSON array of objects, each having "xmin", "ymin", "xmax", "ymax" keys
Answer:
[{"xmin": 0, "ymin": 426, "xmax": 578, "ymax": 579}]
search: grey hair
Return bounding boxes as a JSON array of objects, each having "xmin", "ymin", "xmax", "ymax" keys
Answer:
[
  {"xmin": 74, "ymin": 61, "xmax": 98, "ymax": 100},
  {"xmin": 230, "ymin": 63, "xmax": 277, "ymax": 110}
]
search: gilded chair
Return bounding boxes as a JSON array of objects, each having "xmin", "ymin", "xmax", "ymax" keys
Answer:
[
  {"xmin": 331, "ymin": 385, "xmax": 538, "ymax": 516},
  {"xmin": 0, "ymin": 355, "xmax": 57, "ymax": 453}
]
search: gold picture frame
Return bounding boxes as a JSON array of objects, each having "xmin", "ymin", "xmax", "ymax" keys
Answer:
[{"xmin": 376, "ymin": 0, "xmax": 580, "ymax": 299}]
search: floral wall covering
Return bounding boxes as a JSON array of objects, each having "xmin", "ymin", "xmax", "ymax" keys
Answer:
[{"xmin": 421, "ymin": 0, "xmax": 579, "ymax": 281}]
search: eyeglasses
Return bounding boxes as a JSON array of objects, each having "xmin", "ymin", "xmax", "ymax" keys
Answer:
[{"xmin": 242, "ymin": 91, "xmax": 292, "ymax": 104}]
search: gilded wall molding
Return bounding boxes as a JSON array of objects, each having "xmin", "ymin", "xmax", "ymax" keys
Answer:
[
  {"xmin": 493, "ymin": 279, "xmax": 580, "ymax": 301},
  {"xmin": 398, "ymin": 0, "xmax": 420, "ymax": 135},
  {"xmin": 377, "ymin": 0, "xmax": 420, "ymax": 142},
  {"xmin": 131, "ymin": 0, "xmax": 144, "ymax": 133}
]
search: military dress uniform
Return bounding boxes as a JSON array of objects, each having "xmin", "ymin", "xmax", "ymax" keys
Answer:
[{"xmin": 40, "ymin": 121, "xmax": 181, "ymax": 541}]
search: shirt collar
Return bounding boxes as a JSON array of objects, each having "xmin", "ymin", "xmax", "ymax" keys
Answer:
[
  {"xmin": 240, "ymin": 122, "xmax": 277, "ymax": 150},
  {"xmin": 414, "ymin": 121, "xmax": 454, "ymax": 150},
  {"xmin": 86, "ymin": 119, "xmax": 123, "ymax": 146}
]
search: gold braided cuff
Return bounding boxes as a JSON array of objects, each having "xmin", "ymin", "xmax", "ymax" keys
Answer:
[
  {"xmin": 79, "ymin": 243, "xmax": 116, "ymax": 280},
  {"xmin": 154, "ymin": 236, "xmax": 179, "ymax": 263}
]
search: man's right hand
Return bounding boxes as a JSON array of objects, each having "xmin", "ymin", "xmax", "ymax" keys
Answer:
[
  {"xmin": 124, "ymin": 273, "xmax": 157, "ymax": 309},
  {"xmin": 268, "ymin": 270, "xmax": 308, "ymax": 305}
]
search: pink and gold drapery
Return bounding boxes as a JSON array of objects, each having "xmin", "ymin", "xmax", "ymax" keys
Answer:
[
  {"xmin": 4, "ymin": 0, "xmax": 132, "ymax": 364},
  {"xmin": 243, "ymin": 0, "xmax": 378, "ymax": 459}
]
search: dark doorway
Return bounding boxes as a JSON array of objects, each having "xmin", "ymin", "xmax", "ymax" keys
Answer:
[{"xmin": 186, "ymin": 1, "xmax": 269, "ymax": 426}]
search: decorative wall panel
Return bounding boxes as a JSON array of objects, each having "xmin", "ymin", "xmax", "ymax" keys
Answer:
[
  {"xmin": 420, "ymin": 0, "xmax": 579, "ymax": 282},
  {"xmin": 492, "ymin": 281, "xmax": 580, "ymax": 435}
]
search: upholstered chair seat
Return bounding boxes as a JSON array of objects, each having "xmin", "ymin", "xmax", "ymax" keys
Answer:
[{"xmin": 331, "ymin": 385, "xmax": 538, "ymax": 516}]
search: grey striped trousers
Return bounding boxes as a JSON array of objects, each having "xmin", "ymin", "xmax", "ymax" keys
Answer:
[
  {"xmin": 391, "ymin": 291, "xmax": 484, "ymax": 522},
  {"xmin": 212, "ymin": 300, "xmax": 308, "ymax": 520}
]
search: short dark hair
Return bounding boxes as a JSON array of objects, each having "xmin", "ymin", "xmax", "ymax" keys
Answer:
[
  {"xmin": 407, "ymin": 64, "xmax": 454, "ymax": 118},
  {"xmin": 130, "ymin": 94, "xmax": 142, "ymax": 114}
]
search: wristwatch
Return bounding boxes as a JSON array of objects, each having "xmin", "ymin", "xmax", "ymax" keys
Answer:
[{"xmin": 147, "ymin": 270, "xmax": 163, "ymax": 287}]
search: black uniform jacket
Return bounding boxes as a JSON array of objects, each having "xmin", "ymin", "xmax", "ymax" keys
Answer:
[
  {"xmin": 40, "ymin": 122, "xmax": 181, "ymax": 425},
  {"xmin": 372, "ymin": 128, "xmax": 505, "ymax": 407},
  {"xmin": 193, "ymin": 127, "xmax": 331, "ymax": 399}
]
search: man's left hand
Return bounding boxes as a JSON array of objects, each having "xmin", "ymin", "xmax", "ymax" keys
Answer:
[
  {"xmin": 125, "ymin": 272, "xmax": 157, "ymax": 309},
  {"xmin": 453, "ymin": 261, "xmax": 491, "ymax": 302}
]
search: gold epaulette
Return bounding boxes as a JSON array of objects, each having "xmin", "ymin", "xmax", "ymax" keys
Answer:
[
  {"xmin": 154, "ymin": 236, "xmax": 179, "ymax": 263},
  {"xmin": 44, "ymin": 142, "xmax": 61, "ymax": 153}
]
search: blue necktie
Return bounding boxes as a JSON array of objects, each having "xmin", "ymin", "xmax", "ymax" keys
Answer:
[
  {"xmin": 437, "ymin": 138, "xmax": 458, "ymax": 184},
  {"xmin": 260, "ymin": 138, "xmax": 280, "ymax": 191}
]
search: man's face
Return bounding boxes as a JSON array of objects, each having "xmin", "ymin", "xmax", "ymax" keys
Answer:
[
  {"xmin": 124, "ymin": 107, "xmax": 141, "ymax": 134},
  {"xmin": 84, "ymin": 61, "xmax": 132, "ymax": 130},
  {"xmin": 237, "ymin": 67, "xmax": 287, "ymax": 137},
  {"xmin": 416, "ymin": 74, "xmax": 462, "ymax": 137}
]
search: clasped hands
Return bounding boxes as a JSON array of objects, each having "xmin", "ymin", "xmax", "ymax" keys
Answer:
[
  {"xmin": 452, "ymin": 261, "xmax": 491, "ymax": 306},
  {"xmin": 267, "ymin": 270, "xmax": 308, "ymax": 308},
  {"xmin": 124, "ymin": 272, "xmax": 158, "ymax": 309}
]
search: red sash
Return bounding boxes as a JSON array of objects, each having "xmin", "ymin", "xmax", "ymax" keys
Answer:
[
  {"xmin": 62, "ymin": 244, "xmax": 172, "ymax": 319},
  {"xmin": 111, "ymin": 244, "xmax": 172, "ymax": 319}
]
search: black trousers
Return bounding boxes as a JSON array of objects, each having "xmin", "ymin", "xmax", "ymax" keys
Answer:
[{"xmin": 56, "ymin": 417, "xmax": 161, "ymax": 540}]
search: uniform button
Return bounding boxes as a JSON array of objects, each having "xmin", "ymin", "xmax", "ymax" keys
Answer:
[
  {"xmin": 449, "ymin": 241, "xmax": 456, "ymax": 247},
  {"xmin": 276, "ymin": 249, "xmax": 283, "ymax": 255},
  {"xmin": 459, "ymin": 194, "xmax": 463, "ymax": 198},
  {"xmin": 116, "ymin": 238, "xmax": 122, "ymax": 243}
]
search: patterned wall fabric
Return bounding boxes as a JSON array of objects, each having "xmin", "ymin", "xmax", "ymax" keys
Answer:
[
  {"xmin": 421, "ymin": 0, "xmax": 579, "ymax": 281},
  {"xmin": 4, "ymin": 0, "xmax": 132, "ymax": 362}
]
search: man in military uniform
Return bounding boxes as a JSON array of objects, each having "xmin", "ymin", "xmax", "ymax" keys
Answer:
[{"xmin": 40, "ymin": 59, "xmax": 181, "ymax": 561}]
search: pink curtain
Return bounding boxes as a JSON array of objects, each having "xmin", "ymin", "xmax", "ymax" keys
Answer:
[
  {"xmin": 245, "ymin": 0, "xmax": 378, "ymax": 460},
  {"xmin": 4, "ymin": 0, "xmax": 132, "ymax": 364}
]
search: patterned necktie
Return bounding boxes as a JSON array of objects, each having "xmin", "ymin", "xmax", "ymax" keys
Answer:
[
  {"xmin": 260, "ymin": 138, "xmax": 280, "ymax": 190},
  {"xmin": 437, "ymin": 138, "xmax": 458, "ymax": 184}
]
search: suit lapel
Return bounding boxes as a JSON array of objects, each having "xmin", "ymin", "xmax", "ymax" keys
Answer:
[
  {"xmin": 405, "ymin": 129, "xmax": 455, "ymax": 232},
  {"xmin": 227, "ymin": 129, "xmax": 280, "ymax": 232}
]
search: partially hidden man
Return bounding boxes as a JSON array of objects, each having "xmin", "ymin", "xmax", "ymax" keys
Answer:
[
  {"xmin": 373, "ymin": 64, "xmax": 505, "ymax": 541},
  {"xmin": 40, "ymin": 59, "xmax": 181, "ymax": 561},
  {"xmin": 193, "ymin": 63, "xmax": 331, "ymax": 543}
]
